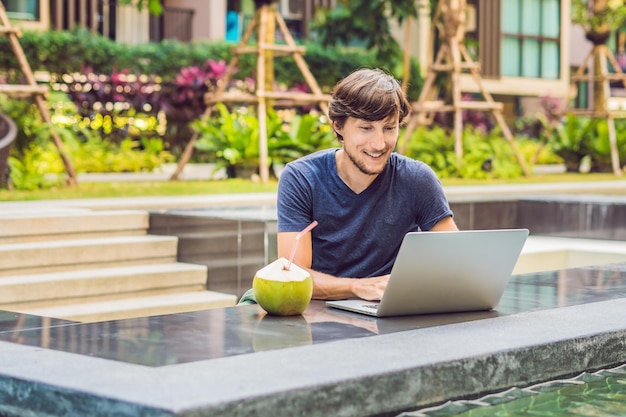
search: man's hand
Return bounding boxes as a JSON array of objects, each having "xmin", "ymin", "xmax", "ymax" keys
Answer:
[{"xmin": 351, "ymin": 275, "xmax": 390, "ymax": 301}]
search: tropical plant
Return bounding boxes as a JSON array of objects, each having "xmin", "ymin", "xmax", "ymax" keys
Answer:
[
  {"xmin": 192, "ymin": 104, "xmax": 262, "ymax": 178},
  {"xmin": 6, "ymin": 132, "xmax": 175, "ymax": 191},
  {"xmin": 311, "ymin": 0, "xmax": 418, "ymax": 64},
  {"xmin": 404, "ymin": 125, "xmax": 525, "ymax": 179},
  {"xmin": 192, "ymin": 104, "xmax": 335, "ymax": 178},
  {"xmin": 548, "ymin": 114, "xmax": 598, "ymax": 172},
  {"xmin": 160, "ymin": 59, "xmax": 228, "ymax": 122},
  {"xmin": 511, "ymin": 96, "xmax": 564, "ymax": 165},
  {"xmin": 586, "ymin": 119, "xmax": 626, "ymax": 172},
  {"xmin": 0, "ymin": 94, "xmax": 46, "ymax": 154},
  {"xmin": 459, "ymin": 129, "xmax": 524, "ymax": 179},
  {"xmin": 571, "ymin": 0, "xmax": 625, "ymax": 123},
  {"xmin": 268, "ymin": 111, "xmax": 336, "ymax": 167},
  {"xmin": 571, "ymin": 0, "xmax": 626, "ymax": 44}
]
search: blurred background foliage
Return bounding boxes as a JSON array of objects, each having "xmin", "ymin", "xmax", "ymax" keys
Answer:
[{"xmin": 3, "ymin": 8, "xmax": 622, "ymax": 190}]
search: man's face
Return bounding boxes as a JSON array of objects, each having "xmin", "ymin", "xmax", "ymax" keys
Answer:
[{"xmin": 335, "ymin": 116, "xmax": 399, "ymax": 176}]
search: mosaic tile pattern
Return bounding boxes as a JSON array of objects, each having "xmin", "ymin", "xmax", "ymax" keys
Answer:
[{"xmin": 400, "ymin": 363, "xmax": 626, "ymax": 416}]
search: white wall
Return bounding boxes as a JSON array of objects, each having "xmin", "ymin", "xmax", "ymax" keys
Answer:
[
  {"xmin": 389, "ymin": 0, "xmax": 431, "ymax": 77},
  {"xmin": 570, "ymin": 24, "xmax": 592, "ymax": 67},
  {"xmin": 165, "ymin": 0, "xmax": 227, "ymax": 41},
  {"xmin": 116, "ymin": 5, "xmax": 150, "ymax": 45}
]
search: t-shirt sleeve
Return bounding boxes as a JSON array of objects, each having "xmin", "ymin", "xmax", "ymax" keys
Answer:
[
  {"xmin": 276, "ymin": 162, "xmax": 315, "ymax": 233},
  {"xmin": 412, "ymin": 162, "xmax": 454, "ymax": 231}
]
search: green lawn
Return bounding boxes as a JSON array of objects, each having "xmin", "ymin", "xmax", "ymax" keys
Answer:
[
  {"xmin": 0, "ymin": 179, "xmax": 280, "ymax": 201},
  {"xmin": 0, "ymin": 173, "xmax": 624, "ymax": 202},
  {"xmin": 440, "ymin": 172, "xmax": 626, "ymax": 187}
]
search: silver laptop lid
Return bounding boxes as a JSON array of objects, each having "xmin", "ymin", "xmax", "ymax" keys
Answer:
[{"xmin": 375, "ymin": 229, "xmax": 529, "ymax": 317}]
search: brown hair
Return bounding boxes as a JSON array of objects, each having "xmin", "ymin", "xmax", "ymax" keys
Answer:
[{"xmin": 328, "ymin": 68, "xmax": 411, "ymax": 140}]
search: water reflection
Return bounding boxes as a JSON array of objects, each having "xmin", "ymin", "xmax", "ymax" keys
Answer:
[{"xmin": 499, "ymin": 262, "xmax": 626, "ymax": 314}]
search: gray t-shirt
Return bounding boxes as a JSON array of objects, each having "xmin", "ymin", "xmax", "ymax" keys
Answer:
[{"xmin": 277, "ymin": 148, "xmax": 453, "ymax": 278}]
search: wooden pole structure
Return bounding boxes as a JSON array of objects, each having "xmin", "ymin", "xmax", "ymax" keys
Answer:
[
  {"xmin": 401, "ymin": 16, "xmax": 412, "ymax": 94},
  {"xmin": 257, "ymin": 4, "xmax": 270, "ymax": 183},
  {"xmin": 558, "ymin": 0, "xmax": 623, "ymax": 176},
  {"xmin": 0, "ymin": 3, "xmax": 78, "ymax": 186},
  {"xmin": 398, "ymin": 0, "xmax": 529, "ymax": 176},
  {"xmin": 171, "ymin": 0, "xmax": 330, "ymax": 183},
  {"xmin": 560, "ymin": 44, "xmax": 624, "ymax": 176}
]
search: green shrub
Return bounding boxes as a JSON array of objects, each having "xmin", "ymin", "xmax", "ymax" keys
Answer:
[
  {"xmin": 0, "ymin": 29, "xmax": 414, "ymax": 88},
  {"xmin": 544, "ymin": 114, "xmax": 625, "ymax": 172},
  {"xmin": 192, "ymin": 104, "xmax": 335, "ymax": 178},
  {"xmin": 403, "ymin": 125, "xmax": 526, "ymax": 179},
  {"xmin": 547, "ymin": 114, "xmax": 596, "ymax": 172},
  {"xmin": 0, "ymin": 94, "xmax": 45, "ymax": 154},
  {"xmin": 6, "ymin": 131, "xmax": 174, "ymax": 190},
  {"xmin": 7, "ymin": 134, "xmax": 65, "ymax": 190},
  {"xmin": 587, "ymin": 119, "xmax": 626, "ymax": 173},
  {"xmin": 1, "ymin": 93, "xmax": 173, "ymax": 190},
  {"xmin": 0, "ymin": 29, "xmax": 422, "ymax": 185},
  {"xmin": 516, "ymin": 139, "xmax": 563, "ymax": 166}
]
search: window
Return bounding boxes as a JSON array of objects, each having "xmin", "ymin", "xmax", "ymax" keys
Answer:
[
  {"xmin": 5, "ymin": 0, "xmax": 40, "ymax": 21},
  {"xmin": 501, "ymin": 0, "xmax": 560, "ymax": 79}
]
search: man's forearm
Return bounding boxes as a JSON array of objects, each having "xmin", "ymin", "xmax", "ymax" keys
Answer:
[
  {"xmin": 306, "ymin": 268, "xmax": 388, "ymax": 301},
  {"xmin": 307, "ymin": 269, "xmax": 357, "ymax": 300}
]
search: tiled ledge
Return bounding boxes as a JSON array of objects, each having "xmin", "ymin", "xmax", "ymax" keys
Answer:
[
  {"xmin": 449, "ymin": 194, "xmax": 626, "ymax": 240},
  {"xmin": 0, "ymin": 297, "xmax": 624, "ymax": 416},
  {"xmin": 0, "ymin": 263, "xmax": 625, "ymax": 417}
]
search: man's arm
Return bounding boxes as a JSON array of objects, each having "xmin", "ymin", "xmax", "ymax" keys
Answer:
[
  {"xmin": 277, "ymin": 232, "xmax": 388, "ymax": 301},
  {"xmin": 277, "ymin": 215, "xmax": 458, "ymax": 301},
  {"xmin": 429, "ymin": 215, "xmax": 458, "ymax": 231}
]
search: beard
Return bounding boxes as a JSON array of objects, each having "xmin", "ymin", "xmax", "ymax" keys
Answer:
[{"xmin": 344, "ymin": 146, "xmax": 390, "ymax": 176}]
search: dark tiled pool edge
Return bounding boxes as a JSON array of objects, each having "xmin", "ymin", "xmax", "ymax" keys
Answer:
[{"xmin": 0, "ymin": 298, "xmax": 625, "ymax": 416}]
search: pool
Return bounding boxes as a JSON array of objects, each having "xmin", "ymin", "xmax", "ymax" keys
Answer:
[{"xmin": 399, "ymin": 363, "xmax": 626, "ymax": 416}]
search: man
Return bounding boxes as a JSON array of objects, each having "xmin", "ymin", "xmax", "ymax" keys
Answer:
[{"xmin": 277, "ymin": 68, "xmax": 457, "ymax": 301}]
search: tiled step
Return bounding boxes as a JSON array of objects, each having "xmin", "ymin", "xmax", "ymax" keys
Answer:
[
  {"xmin": 0, "ymin": 235, "xmax": 178, "ymax": 277},
  {"xmin": 20, "ymin": 291, "xmax": 238, "ymax": 323},
  {"xmin": 0, "ymin": 263, "xmax": 208, "ymax": 309},
  {"xmin": 149, "ymin": 213, "xmax": 268, "ymax": 297},
  {"xmin": 0, "ymin": 210, "xmax": 149, "ymax": 243},
  {"xmin": 181, "ymin": 254, "xmax": 264, "ymax": 296},
  {"xmin": 0, "ymin": 207, "xmax": 241, "ymax": 323}
]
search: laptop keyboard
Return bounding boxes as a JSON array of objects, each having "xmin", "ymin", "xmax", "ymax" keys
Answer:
[{"xmin": 363, "ymin": 304, "xmax": 379, "ymax": 309}]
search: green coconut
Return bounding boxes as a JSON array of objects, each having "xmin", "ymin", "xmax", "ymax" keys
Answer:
[{"xmin": 253, "ymin": 257, "xmax": 313, "ymax": 316}]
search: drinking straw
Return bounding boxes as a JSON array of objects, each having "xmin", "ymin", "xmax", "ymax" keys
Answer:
[{"xmin": 285, "ymin": 220, "xmax": 318, "ymax": 271}]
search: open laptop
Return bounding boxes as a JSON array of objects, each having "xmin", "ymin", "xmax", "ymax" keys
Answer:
[{"xmin": 326, "ymin": 229, "xmax": 529, "ymax": 317}]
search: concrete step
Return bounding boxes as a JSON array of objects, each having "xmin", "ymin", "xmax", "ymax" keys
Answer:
[
  {"xmin": 20, "ymin": 291, "xmax": 238, "ymax": 323},
  {"xmin": 181, "ymin": 254, "xmax": 264, "ymax": 297},
  {"xmin": 0, "ymin": 235, "xmax": 178, "ymax": 277},
  {"xmin": 0, "ymin": 208, "xmax": 241, "ymax": 323},
  {"xmin": 0, "ymin": 263, "xmax": 208, "ymax": 309},
  {"xmin": 0, "ymin": 209, "xmax": 149, "ymax": 243}
]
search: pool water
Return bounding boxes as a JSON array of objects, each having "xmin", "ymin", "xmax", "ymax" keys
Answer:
[{"xmin": 400, "ymin": 363, "xmax": 626, "ymax": 416}]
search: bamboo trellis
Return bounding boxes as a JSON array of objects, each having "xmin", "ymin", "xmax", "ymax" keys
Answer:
[
  {"xmin": 171, "ymin": 1, "xmax": 330, "ymax": 183},
  {"xmin": 398, "ymin": 0, "xmax": 529, "ymax": 176},
  {"xmin": 559, "ymin": 43, "xmax": 624, "ymax": 176},
  {"xmin": 0, "ymin": 2, "xmax": 78, "ymax": 185}
]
